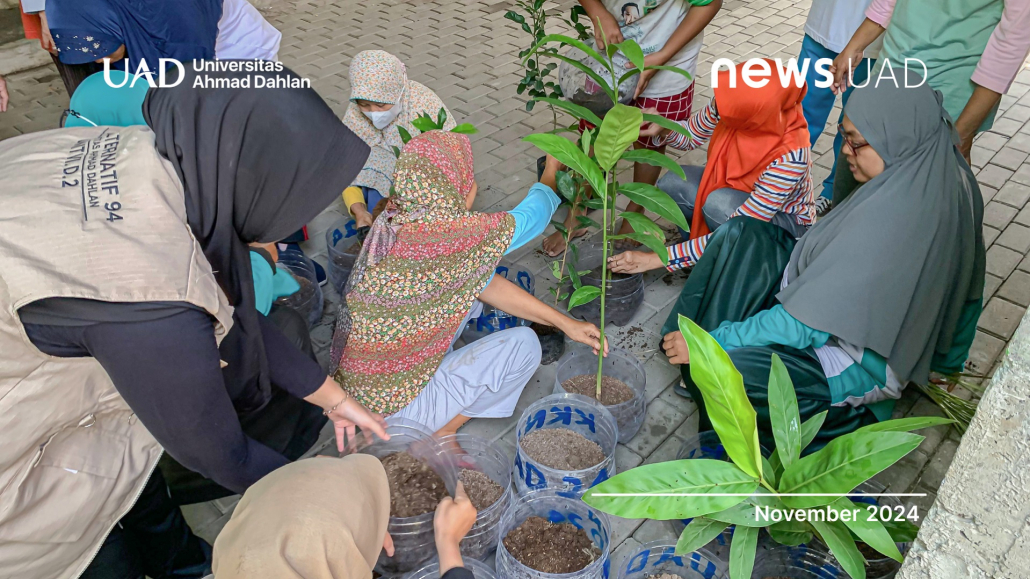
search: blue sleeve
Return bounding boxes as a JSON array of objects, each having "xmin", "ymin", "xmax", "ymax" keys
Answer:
[
  {"xmin": 709, "ymin": 305, "xmax": 832, "ymax": 351},
  {"xmin": 504, "ymin": 182, "xmax": 561, "ymax": 255},
  {"xmin": 251, "ymin": 253, "xmax": 301, "ymax": 316}
]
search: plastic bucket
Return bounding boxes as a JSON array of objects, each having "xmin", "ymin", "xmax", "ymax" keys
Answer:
[
  {"xmin": 752, "ymin": 545, "xmax": 844, "ymax": 579},
  {"xmin": 566, "ymin": 242, "xmax": 645, "ymax": 328},
  {"xmin": 274, "ymin": 252, "xmax": 323, "ymax": 328},
  {"xmin": 462, "ymin": 261, "xmax": 535, "ymax": 343},
  {"xmin": 496, "ymin": 489, "xmax": 612, "ymax": 579},
  {"xmin": 325, "ymin": 216, "xmax": 362, "ymax": 294},
  {"xmin": 554, "ymin": 343, "xmax": 647, "ymax": 442},
  {"xmin": 615, "ymin": 541, "xmax": 724, "ymax": 579},
  {"xmin": 407, "ymin": 558, "xmax": 497, "ymax": 579},
  {"xmin": 344, "ymin": 418, "xmax": 455, "ymax": 576},
  {"xmin": 513, "ymin": 393, "xmax": 618, "ymax": 497},
  {"xmin": 435, "ymin": 433, "xmax": 514, "ymax": 562}
]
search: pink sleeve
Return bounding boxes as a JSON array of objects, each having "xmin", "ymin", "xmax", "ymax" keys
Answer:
[
  {"xmin": 865, "ymin": 0, "xmax": 897, "ymax": 28},
  {"xmin": 971, "ymin": 0, "xmax": 1030, "ymax": 94}
]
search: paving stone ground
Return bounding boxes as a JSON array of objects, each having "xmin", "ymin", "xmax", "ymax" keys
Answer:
[{"xmin": 3, "ymin": 0, "xmax": 1030, "ymax": 563}]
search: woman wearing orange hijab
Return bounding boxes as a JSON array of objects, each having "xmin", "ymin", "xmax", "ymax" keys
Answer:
[{"xmin": 608, "ymin": 59, "xmax": 815, "ymax": 275}]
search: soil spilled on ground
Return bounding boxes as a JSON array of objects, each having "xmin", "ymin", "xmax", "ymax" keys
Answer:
[
  {"xmin": 381, "ymin": 452, "xmax": 447, "ymax": 518},
  {"xmin": 562, "ymin": 374, "xmax": 634, "ymax": 405},
  {"xmin": 459, "ymin": 468, "xmax": 504, "ymax": 511},
  {"xmin": 503, "ymin": 515, "xmax": 600, "ymax": 574},
  {"xmin": 521, "ymin": 428, "xmax": 604, "ymax": 470}
]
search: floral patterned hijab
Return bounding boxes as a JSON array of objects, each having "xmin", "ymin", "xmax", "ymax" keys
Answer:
[
  {"xmin": 331, "ymin": 131, "xmax": 515, "ymax": 414},
  {"xmin": 343, "ymin": 50, "xmax": 455, "ymax": 196}
]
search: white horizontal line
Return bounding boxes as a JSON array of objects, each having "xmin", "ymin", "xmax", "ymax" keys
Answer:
[{"xmin": 589, "ymin": 493, "xmax": 927, "ymax": 497}]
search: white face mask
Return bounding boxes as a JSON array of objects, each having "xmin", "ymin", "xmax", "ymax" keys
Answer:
[{"xmin": 363, "ymin": 105, "xmax": 402, "ymax": 130}]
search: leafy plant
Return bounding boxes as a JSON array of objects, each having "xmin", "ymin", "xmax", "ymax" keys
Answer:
[
  {"xmin": 391, "ymin": 108, "xmax": 477, "ymax": 158},
  {"xmin": 917, "ymin": 372, "xmax": 985, "ymax": 434},
  {"xmin": 583, "ymin": 315, "xmax": 953, "ymax": 578},
  {"xmin": 521, "ymin": 35, "xmax": 692, "ymax": 397}
]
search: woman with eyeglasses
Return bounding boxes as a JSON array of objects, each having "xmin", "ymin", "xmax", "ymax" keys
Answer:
[{"xmin": 655, "ymin": 69, "xmax": 985, "ymax": 449}]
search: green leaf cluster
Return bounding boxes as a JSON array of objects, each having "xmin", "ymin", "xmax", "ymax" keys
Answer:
[
  {"xmin": 583, "ymin": 315, "xmax": 951, "ymax": 578},
  {"xmin": 390, "ymin": 108, "xmax": 478, "ymax": 158}
]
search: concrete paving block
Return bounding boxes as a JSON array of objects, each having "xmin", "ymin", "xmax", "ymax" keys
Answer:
[
  {"xmin": 983, "ymin": 225, "xmax": 1001, "ymax": 248},
  {"xmin": 985, "ymin": 244, "xmax": 1022, "ymax": 278},
  {"xmin": 875, "ymin": 449, "xmax": 929, "ymax": 493},
  {"xmin": 624, "ymin": 399, "xmax": 688, "ymax": 457},
  {"xmin": 965, "ymin": 330, "xmax": 1006, "ymax": 375},
  {"xmin": 977, "ymin": 297, "xmax": 1025, "ymax": 339},
  {"xmin": 903, "ymin": 397, "xmax": 948, "ymax": 457},
  {"xmin": 977, "ymin": 164, "xmax": 1015, "ymax": 190},
  {"xmin": 991, "ymin": 147, "xmax": 1029, "ymax": 171},
  {"xmin": 616, "ymin": 444, "xmax": 644, "ymax": 471},
  {"xmin": 642, "ymin": 431, "xmax": 688, "ymax": 465},
  {"xmin": 611, "ymin": 537, "xmax": 643, "ymax": 571},
  {"xmin": 902, "ymin": 485, "xmax": 938, "ymax": 528},
  {"xmin": 994, "ymin": 182, "xmax": 1030, "ymax": 208},
  {"xmin": 983, "ymin": 201, "xmax": 1018, "ymax": 230},
  {"xmin": 916, "ymin": 439, "xmax": 959, "ymax": 492},
  {"xmin": 984, "ymin": 273, "xmax": 1004, "ymax": 301},
  {"xmin": 996, "ymin": 223, "xmax": 1030, "ymax": 253},
  {"xmin": 633, "ymin": 518, "xmax": 678, "ymax": 545},
  {"xmin": 643, "ymin": 355, "xmax": 682, "ymax": 403},
  {"xmin": 996, "ymin": 270, "xmax": 1030, "ymax": 307}
]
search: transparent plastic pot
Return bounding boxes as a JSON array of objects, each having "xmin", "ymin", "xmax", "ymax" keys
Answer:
[
  {"xmin": 557, "ymin": 42, "xmax": 637, "ymax": 119},
  {"xmin": 343, "ymin": 417, "xmax": 455, "ymax": 576},
  {"xmin": 273, "ymin": 252, "xmax": 323, "ymax": 328},
  {"xmin": 553, "ymin": 343, "xmax": 646, "ymax": 442},
  {"xmin": 752, "ymin": 545, "xmax": 844, "ymax": 579},
  {"xmin": 811, "ymin": 480, "xmax": 908, "ymax": 579},
  {"xmin": 513, "ymin": 393, "xmax": 618, "ymax": 497},
  {"xmin": 434, "ymin": 433, "xmax": 514, "ymax": 562},
  {"xmin": 496, "ymin": 489, "xmax": 612, "ymax": 579},
  {"xmin": 407, "ymin": 558, "xmax": 497, "ymax": 579},
  {"xmin": 615, "ymin": 541, "xmax": 725, "ymax": 579},
  {"xmin": 325, "ymin": 216, "xmax": 362, "ymax": 294},
  {"xmin": 462, "ymin": 261, "xmax": 535, "ymax": 344}
]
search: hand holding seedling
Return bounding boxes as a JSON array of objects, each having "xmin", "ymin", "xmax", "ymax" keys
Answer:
[
  {"xmin": 434, "ymin": 481, "xmax": 477, "ymax": 574},
  {"xmin": 351, "ymin": 202, "xmax": 373, "ymax": 228},
  {"xmin": 562, "ymin": 318, "xmax": 610, "ymax": 357},
  {"xmin": 608, "ymin": 250, "xmax": 664, "ymax": 274},
  {"xmin": 579, "ymin": 0, "xmax": 623, "ymax": 49},
  {"xmin": 662, "ymin": 330, "xmax": 689, "ymax": 365}
]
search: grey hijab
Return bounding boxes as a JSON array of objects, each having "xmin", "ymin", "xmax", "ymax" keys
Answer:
[{"xmin": 777, "ymin": 71, "xmax": 985, "ymax": 386}]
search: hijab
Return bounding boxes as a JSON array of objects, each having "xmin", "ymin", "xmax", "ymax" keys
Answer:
[
  {"xmin": 144, "ymin": 65, "xmax": 369, "ymax": 414},
  {"xmin": 777, "ymin": 70, "xmax": 986, "ymax": 387},
  {"xmin": 342, "ymin": 50, "xmax": 455, "ymax": 195},
  {"xmin": 332, "ymin": 131, "xmax": 516, "ymax": 415},
  {"xmin": 47, "ymin": 0, "xmax": 221, "ymax": 71},
  {"xmin": 691, "ymin": 59, "xmax": 810, "ymax": 238},
  {"xmin": 212, "ymin": 455, "xmax": 390, "ymax": 579}
]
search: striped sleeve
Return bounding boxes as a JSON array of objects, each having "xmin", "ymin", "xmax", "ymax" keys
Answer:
[
  {"xmin": 730, "ymin": 149, "xmax": 811, "ymax": 222},
  {"xmin": 665, "ymin": 233, "xmax": 712, "ymax": 271},
  {"xmin": 664, "ymin": 98, "xmax": 719, "ymax": 151}
]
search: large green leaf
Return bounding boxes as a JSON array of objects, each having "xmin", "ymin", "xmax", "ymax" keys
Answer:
[
  {"xmin": 556, "ymin": 171, "xmax": 576, "ymax": 201},
  {"xmin": 882, "ymin": 518, "xmax": 919, "ymax": 543},
  {"xmin": 532, "ymin": 96, "xmax": 603, "ymax": 127},
  {"xmin": 768, "ymin": 409, "xmax": 829, "ymax": 474},
  {"xmin": 831, "ymin": 497, "xmax": 902, "ymax": 562},
  {"xmin": 677, "ymin": 316, "xmax": 763, "ymax": 480},
  {"xmin": 614, "ymin": 40, "xmax": 645, "ymax": 71},
  {"xmin": 621, "ymin": 148, "xmax": 688, "ymax": 182},
  {"xmin": 610, "ymin": 232, "xmax": 669, "ymax": 262},
  {"xmin": 730, "ymin": 526, "xmax": 759, "ymax": 579},
  {"xmin": 594, "ymin": 104, "xmax": 642, "ymax": 171},
  {"xmin": 642, "ymin": 113, "xmax": 692, "ymax": 140},
  {"xmin": 779, "ymin": 431, "xmax": 923, "ymax": 509},
  {"xmin": 768, "ymin": 353, "xmax": 802, "ymax": 471},
  {"xmin": 811, "ymin": 519, "xmax": 866, "ymax": 579},
  {"xmin": 617, "ymin": 181, "xmax": 690, "ymax": 231},
  {"xmin": 855, "ymin": 416, "xmax": 954, "ymax": 434},
  {"xmin": 767, "ymin": 520, "xmax": 813, "ymax": 546},
  {"xmin": 523, "ymin": 134, "xmax": 606, "ymax": 195},
  {"xmin": 567, "ymin": 285, "xmax": 601, "ymax": 309},
  {"xmin": 582, "ymin": 459, "xmax": 758, "ymax": 520},
  {"xmin": 675, "ymin": 517, "xmax": 728, "ymax": 556},
  {"xmin": 617, "ymin": 212, "xmax": 665, "ymax": 245},
  {"xmin": 707, "ymin": 490, "xmax": 785, "ymax": 528},
  {"xmin": 762, "ymin": 455, "xmax": 778, "ymax": 487},
  {"xmin": 644, "ymin": 63, "xmax": 695, "ymax": 83}
]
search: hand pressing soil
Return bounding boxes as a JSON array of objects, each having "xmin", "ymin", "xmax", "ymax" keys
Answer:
[
  {"xmin": 381, "ymin": 452, "xmax": 447, "ymax": 518},
  {"xmin": 503, "ymin": 516, "xmax": 601, "ymax": 574},
  {"xmin": 521, "ymin": 428, "xmax": 605, "ymax": 470},
  {"xmin": 459, "ymin": 469, "xmax": 504, "ymax": 511},
  {"xmin": 562, "ymin": 374, "xmax": 634, "ymax": 405}
]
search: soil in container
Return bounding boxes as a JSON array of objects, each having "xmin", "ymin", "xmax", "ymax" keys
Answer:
[
  {"xmin": 532, "ymin": 322, "xmax": 565, "ymax": 365},
  {"xmin": 570, "ymin": 266, "xmax": 643, "ymax": 327},
  {"xmin": 503, "ymin": 515, "xmax": 601, "ymax": 574},
  {"xmin": 520, "ymin": 428, "xmax": 604, "ymax": 470},
  {"xmin": 649, "ymin": 575, "xmax": 685, "ymax": 579},
  {"xmin": 459, "ymin": 468, "xmax": 504, "ymax": 511},
  {"xmin": 561, "ymin": 374, "xmax": 634, "ymax": 406},
  {"xmin": 275, "ymin": 276, "xmax": 318, "ymax": 322},
  {"xmin": 381, "ymin": 452, "xmax": 447, "ymax": 518}
]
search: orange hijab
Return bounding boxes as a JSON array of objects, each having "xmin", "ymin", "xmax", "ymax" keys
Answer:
[{"xmin": 690, "ymin": 59, "xmax": 810, "ymax": 238}]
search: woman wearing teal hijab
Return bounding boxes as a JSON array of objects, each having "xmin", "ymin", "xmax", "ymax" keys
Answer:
[{"xmin": 63, "ymin": 69, "xmax": 150, "ymax": 127}]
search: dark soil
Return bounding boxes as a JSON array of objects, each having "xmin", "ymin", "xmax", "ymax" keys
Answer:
[
  {"xmin": 532, "ymin": 322, "xmax": 565, "ymax": 365},
  {"xmin": 521, "ymin": 428, "xmax": 604, "ymax": 470},
  {"xmin": 503, "ymin": 516, "xmax": 601, "ymax": 574},
  {"xmin": 343, "ymin": 240, "xmax": 362, "ymax": 255},
  {"xmin": 562, "ymin": 374, "xmax": 634, "ymax": 405},
  {"xmin": 532, "ymin": 323, "xmax": 561, "ymax": 337},
  {"xmin": 585, "ymin": 265, "xmax": 632, "ymax": 282},
  {"xmin": 459, "ymin": 469, "xmax": 504, "ymax": 511},
  {"xmin": 381, "ymin": 452, "xmax": 447, "ymax": 518},
  {"xmin": 276, "ymin": 276, "xmax": 317, "ymax": 317}
]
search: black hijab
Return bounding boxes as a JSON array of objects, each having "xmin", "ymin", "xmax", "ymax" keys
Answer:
[{"xmin": 144, "ymin": 64, "xmax": 370, "ymax": 414}]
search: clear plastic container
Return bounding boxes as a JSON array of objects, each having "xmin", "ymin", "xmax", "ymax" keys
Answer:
[
  {"xmin": 407, "ymin": 558, "xmax": 497, "ymax": 579},
  {"xmin": 616, "ymin": 541, "xmax": 724, "ymax": 579},
  {"xmin": 811, "ymin": 480, "xmax": 908, "ymax": 579},
  {"xmin": 496, "ymin": 489, "xmax": 612, "ymax": 579},
  {"xmin": 462, "ymin": 261, "xmax": 535, "ymax": 344},
  {"xmin": 752, "ymin": 545, "xmax": 844, "ymax": 579},
  {"xmin": 343, "ymin": 418, "xmax": 455, "ymax": 576},
  {"xmin": 553, "ymin": 343, "xmax": 647, "ymax": 442},
  {"xmin": 435, "ymin": 433, "xmax": 514, "ymax": 562},
  {"xmin": 325, "ymin": 216, "xmax": 362, "ymax": 294},
  {"xmin": 557, "ymin": 42, "xmax": 637, "ymax": 119},
  {"xmin": 513, "ymin": 393, "xmax": 618, "ymax": 497},
  {"xmin": 273, "ymin": 252, "xmax": 323, "ymax": 328}
]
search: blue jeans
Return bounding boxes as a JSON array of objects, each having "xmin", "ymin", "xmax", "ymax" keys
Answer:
[{"xmin": 798, "ymin": 34, "xmax": 872, "ymax": 198}]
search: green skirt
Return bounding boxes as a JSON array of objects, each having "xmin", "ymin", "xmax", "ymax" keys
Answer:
[{"xmin": 662, "ymin": 218, "xmax": 878, "ymax": 452}]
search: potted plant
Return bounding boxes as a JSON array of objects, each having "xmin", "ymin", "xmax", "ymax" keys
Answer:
[{"xmin": 582, "ymin": 315, "xmax": 950, "ymax": 579}]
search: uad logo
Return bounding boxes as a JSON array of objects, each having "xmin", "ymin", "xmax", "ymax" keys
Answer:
[{"xmin": 102, "ymin": 58, "xmax": 186, "ymax": 88}]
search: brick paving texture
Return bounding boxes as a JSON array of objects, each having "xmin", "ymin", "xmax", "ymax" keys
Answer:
[{"xmin": 2, "ymin": 0, "xmax": 1029, "ymax": 558}]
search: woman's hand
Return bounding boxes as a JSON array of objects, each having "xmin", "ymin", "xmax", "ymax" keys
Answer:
[
  {"xmin": 0, "ymin": 75, "xmax": 8, "ymax": 113},
  {"xmin": 608, "ymin": 250, "xmax": 664, "ymax": 274},
  {"xmin": 662, "ymin": 331, "xmax": 690, "ymax": 365},
  {"xmin": 561, "ymin": 318, "xmax": 610, "ymax": 356},
  {"xmin": 434, "ymin": 482, "xmax": 477, "ymax": 574},
  {"xmin": 351, "ymin": 202, "xmax": 373, "ymax": 228},
  {"xmin": 39, "ymin": 11, "xmax": 56, "ymax": 54},
  {"xmin": 630, "ymin": 52, "xmax": 668, "ymax": 99},
  {"xmin": 325, "ymin": 392, "xmax": 390, "ymax": 453},
  {"xmin": 638, "ymin": 107, "xmax": 670, "ymax": 139},
  {"xmin": 830, "ymin": 47, "xmax": 865, "ymax": 95},
  {"xmin": 589, "ymin": 9, "xmax": 623, "ymax": 49}
]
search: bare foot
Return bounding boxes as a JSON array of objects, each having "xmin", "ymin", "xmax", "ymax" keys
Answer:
[{"xmin": 542, "ymin": 227, "xmax": 588, "ymax": 257}]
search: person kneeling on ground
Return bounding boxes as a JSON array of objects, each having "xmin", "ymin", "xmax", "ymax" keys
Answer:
[
  {"xmin": 213, "ymin": 455, "xmax": 478, "ymax": 579},
  {"xmin": 656, "ymin": 71, "xmax": 984, "ymax": 451},
  {"xmin": 332, "ymin": 132, "xmax": 609, "ymax": 437},
  {"xmin": 610, "ymin": 59, "xmax": 815, "ymax": 275}
]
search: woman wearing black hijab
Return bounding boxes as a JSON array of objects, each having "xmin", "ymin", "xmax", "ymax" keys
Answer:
[{"xmin": 10, "ymin": 66, "xmax": 384, "ymax": 576}]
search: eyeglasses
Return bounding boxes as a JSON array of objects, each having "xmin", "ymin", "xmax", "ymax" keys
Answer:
[{"xmin": 838, "ymin": 123, "xmax": 870, "ymax": 153}]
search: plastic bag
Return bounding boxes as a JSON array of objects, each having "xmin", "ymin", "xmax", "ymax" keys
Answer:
[{"xmin": 558, "ymin": 40, "xmax": 639, "ymax": 119}]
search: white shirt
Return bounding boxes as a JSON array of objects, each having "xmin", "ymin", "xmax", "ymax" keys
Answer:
[
  {"xmin": 214, "ymin": 0, "xmax": 282, "ymax": 61},
  {"xmin": 604, "ymin": 0, "xmax": 704, "ymax": 97},
  {"xmin": 804, "ymin": 0, "xmax": 883, "ymax": 57}
]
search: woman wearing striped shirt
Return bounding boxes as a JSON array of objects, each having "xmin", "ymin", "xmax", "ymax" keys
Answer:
[{"xmin": 609, "ymin": 60, "xmax": 815, "ymax": 274}]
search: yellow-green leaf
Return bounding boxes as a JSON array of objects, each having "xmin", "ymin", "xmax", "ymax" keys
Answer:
[
  {"xmin": 811, "ymin": 518, "xmax": 866, "ymax": 579},
  {"xmin": 594, "ymin": 104, "xmax": 642, "ymax": 171},
  {"xmin": 675, "ymin": 517, "xmax": 728, "ymax": 556},
  {"xmin": 831, "ymin": 497, "xmax": 903, "ymax": 562},
  {"xmin": 768, "ymin": 353, "xmax": 802, "ymax": 470},
  {"xmin": 729, "ymin": 525, "xmax": 759, "ymax": 579}
]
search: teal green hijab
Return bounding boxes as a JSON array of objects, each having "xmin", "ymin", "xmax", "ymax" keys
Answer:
[{"xmin": 65, "ymin": 70, "xmax": 149, "ymax": 127}]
